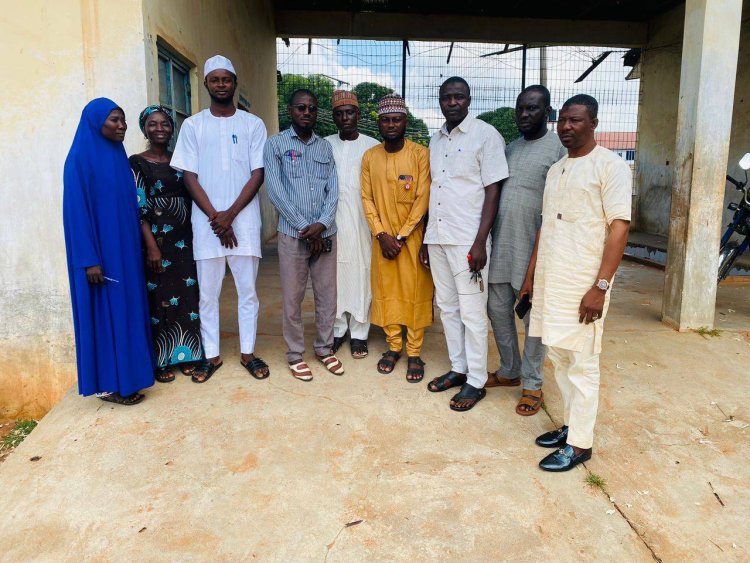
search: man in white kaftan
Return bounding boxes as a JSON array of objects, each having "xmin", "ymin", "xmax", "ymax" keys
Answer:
[
  {"xmin": 171, "ymin": 55, "xmax": 270, "ymax": 380},
  {"xmin": 324, "ymin": 90, "xmax": 379, "ymax": 358},
  {"xmin": 523, "ymin": 94, "xmax": 631, "ymax": 472}
]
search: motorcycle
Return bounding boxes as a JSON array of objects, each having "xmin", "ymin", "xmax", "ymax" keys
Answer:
[{"xmin": 718, "ymin": 152, "xmax": 750, "ymax": 282}]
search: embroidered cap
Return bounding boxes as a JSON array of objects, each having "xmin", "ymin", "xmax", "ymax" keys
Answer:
[
  {"xmin": 332, "ymin": 90, "xmax": 359, "ymax": 109},
  {"xmin": 377, "ymin": 93, "xmax": 408, "ymax": 116},
  {"xmin": 204, "ymin": 55, "xmax": 236, "ymax": 78}
]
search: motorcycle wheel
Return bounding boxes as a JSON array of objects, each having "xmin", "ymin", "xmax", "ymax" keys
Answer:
[{"xmin": 718, "ymin": 241, "xmax": 740, "ymax": 282}]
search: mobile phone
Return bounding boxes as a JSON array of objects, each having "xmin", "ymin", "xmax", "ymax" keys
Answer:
[{"xmin": 514, "ymin": 293, "xmax": 532, "ymax": 319}]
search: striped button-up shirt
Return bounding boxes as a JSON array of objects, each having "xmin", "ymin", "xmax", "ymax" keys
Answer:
[{"xmin": 264, "ymin": 127, "xmax": 339, "ymax": 239}]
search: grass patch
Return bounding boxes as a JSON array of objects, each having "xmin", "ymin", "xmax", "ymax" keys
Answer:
[
  {"xmin": 585, "ymin": 473, "xmax": 607, "ymax": 489},
  {"xmin": 694, "ymin": 326, "xmax": 722, "ymax": 338},
  {"xmin": 0, "ymin": 420, "xmax": 38, "ymax": 452}
]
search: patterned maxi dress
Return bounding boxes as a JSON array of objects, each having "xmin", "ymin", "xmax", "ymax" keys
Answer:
[{"xmin": 129, "ymin": 155, "xmax": 203, "ymax": 368}]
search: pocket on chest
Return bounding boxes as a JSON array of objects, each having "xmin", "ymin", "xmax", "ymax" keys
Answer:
[
  {"xmin": 231, "ymin": 138, "xmax": 249, "ymax": 162},
  {"xmin": 396, "ymin": 174, "xmax": 416, "ymax": 203}
]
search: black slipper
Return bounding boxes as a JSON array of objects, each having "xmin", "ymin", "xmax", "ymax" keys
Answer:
[
  {"xmin": 377, "ymin": 350, "xmax": 400, "ymax": 374},
  {"xmin": 154, "ymin": 366, "xmax": 175, "ymax": 383},
  {"xmin": 350, "ymin": 339, "xmax": 368, "ymax": 358},
  {"xmin": 406, "ymin": 356, "xmax": 425, "ymax": 383},
  {"xmin": 100, "ymin": 392, "xmax": 145, "ymax": 406},
  {"xmin": 242, "ymin": 357, "xmax": 270, "ymax": 379},
  {"xmin": 427, "ymin": 370, "xmax": 467, "ymax": 393},
  {"xmin": 192, "ymin": 361, "xmax": 222, "ymax": 384},
  {"xmin": 449, "ymin": 383, "xmax": 487, "ymax": 412},
  {"xmin": 332, "ymin": 336, "xmax": 346, "ymax": 353}
]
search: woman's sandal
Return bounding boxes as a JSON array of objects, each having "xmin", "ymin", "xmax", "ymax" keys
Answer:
[
  {"xmin": 290, "ymin": 360, "xmax": 313, "ymax": 381},
  {"xmin": 192, "ymin": 361, "xmax": 222, "ymax": 384},
  {"xmin": 317, "ymin": 354, "xmax": 345, "ymax": 375},
  {"xmin": 427, "ymin": 370, "xmax": 467, "ymax": 392},
  {"xmin": 406, "ymin": 357, "xmax": 425, "ymax": 383},
  {"xmin": 154, "ymin": 366, "xmax": 175, "ymax": 383},
  {"xmin": 100, "ymin": 392, "xmax": 145, "ymax": 406},
  {"xmin": 449, "ymin": 383, "xmax": 487, "ymax": 412},
  {"xmin": 377, "ymin": 350, "xmax": 400, "ymax": 374},
  {"xmin": 179, "ymin": 363, "xmax": 197, "ymax": 377},
  {"xmin": 241, "ymin": 357, "xmax": 270, "ymax": 380},
  {"xmin": 350, "ymin": 339, "xmax": 368, "ymax": 359},
  {"xmin": 516, "ymin": 389, "xmax": 543, "ymax": 416}
]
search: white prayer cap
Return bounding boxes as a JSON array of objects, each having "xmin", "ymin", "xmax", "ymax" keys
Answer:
[{"xmin": 203, "ymin": 55, "xmax": 236, "ymax": 78}]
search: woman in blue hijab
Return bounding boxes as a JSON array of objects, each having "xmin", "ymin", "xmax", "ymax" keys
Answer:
[{"xmin": 63, "ymin": 98, "xmax": 154, "ymax": 405}]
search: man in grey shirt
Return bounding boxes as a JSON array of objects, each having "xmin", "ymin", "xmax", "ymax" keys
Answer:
[{"xmin": 487, "ymin": 85, "xmax": 566, "ymax": 416}]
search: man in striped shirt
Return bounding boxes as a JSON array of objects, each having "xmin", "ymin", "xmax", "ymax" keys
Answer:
[{"xmin": 264, "ymin": 89, "xmax": 343, "ymax": 381}]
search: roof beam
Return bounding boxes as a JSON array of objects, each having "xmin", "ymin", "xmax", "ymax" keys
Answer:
[{"xmin": 274, "ymin": 10, "xmax": 648, "ymax": 47}]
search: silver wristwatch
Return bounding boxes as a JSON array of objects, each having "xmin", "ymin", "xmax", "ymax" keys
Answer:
[{"xmin": 595, "ymin": 279, "xmax": 610, "ymax": 291}]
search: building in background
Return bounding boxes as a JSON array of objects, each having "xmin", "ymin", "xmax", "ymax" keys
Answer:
[{"xmin": 0, "ymin": 0, "xmax": 278, "ymax": 418}]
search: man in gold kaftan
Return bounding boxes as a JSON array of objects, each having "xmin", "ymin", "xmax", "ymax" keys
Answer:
[{"xmin": 361, "ymin": 94, "xmax": 433, "ymax": 382}]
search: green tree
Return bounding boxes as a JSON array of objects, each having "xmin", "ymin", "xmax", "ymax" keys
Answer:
[
  {"xmin": 277, "ymin": 75, "xmax": 431, "ymax": 145},
  {"xmin": 476, "ymin": 107, "xmax": 521, "ymax": 143}
]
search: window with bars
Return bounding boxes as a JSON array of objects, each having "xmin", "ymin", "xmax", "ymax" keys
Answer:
[{"xmin": 157, "ymin": 43, "xmax": 192, "ymax": 143}]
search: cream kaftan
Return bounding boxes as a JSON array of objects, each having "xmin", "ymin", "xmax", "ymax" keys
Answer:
[
  {"xmin": 529, "ymin": 145, "xmax": 632, "ymax": 354},
  {"xmin": 325, "ymin": 133, "xmax": 380, "ymax": 322}
]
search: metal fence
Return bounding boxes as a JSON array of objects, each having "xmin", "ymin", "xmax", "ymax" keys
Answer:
[{"xmin": 276, "ymin": 38, "xmax": 641, "ymax": 186}]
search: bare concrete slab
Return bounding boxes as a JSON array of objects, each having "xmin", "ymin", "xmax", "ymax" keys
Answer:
[{"xmin": 0, "ymin": 257, "xmax": 748, "ymax": 561}]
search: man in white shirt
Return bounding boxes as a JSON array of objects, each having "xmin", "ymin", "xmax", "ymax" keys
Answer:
[
  {"xmin": 324, "ymin": 90, "xmax": 379, "ymax": 358},
  {"xmin": 171, "ymin": 55, "xmax": 269, "ymax": 382},
  {"xmin": 521, "ymin": 94, "xmax": 631, "ymax": 471},
  {"xmin": 421, "ymin": 77, "xmax": 509, "ymax": 411}
]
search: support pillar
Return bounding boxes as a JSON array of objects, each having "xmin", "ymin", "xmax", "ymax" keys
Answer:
[{"xmin": 662, "ymin": 0, "xmax": 743, "ymax": 330}]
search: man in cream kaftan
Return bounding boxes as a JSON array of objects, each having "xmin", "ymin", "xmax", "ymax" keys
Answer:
[
  {"xmin": 524, "ymin": 95, "xmax": 631, "ymax": 472},
  {"xmin": 325, "ymin": 90, "xmax": 380, "ymax": 357}
]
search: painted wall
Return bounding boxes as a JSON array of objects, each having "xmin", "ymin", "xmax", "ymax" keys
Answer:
[
  {"xmin": 0, "ymin": 0, "xmax": 149, "ymax": 419},
  {"xmin": 0, "ymin": 0, "xmax": 277, "ymax": 418},
  {"xmin": 141, "ymin": 0, "xmax": 279, "ymax": 240},
  {"xmin": 636, "ymin": 2, "xmax": 750, "ymax": 235}
]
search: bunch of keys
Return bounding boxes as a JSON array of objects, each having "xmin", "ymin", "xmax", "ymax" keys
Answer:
[{"xmin": 468, "ymin": 253, "xmax": 484, "ymax": 292}]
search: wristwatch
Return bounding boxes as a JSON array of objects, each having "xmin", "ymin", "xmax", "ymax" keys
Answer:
[
  {"xmin": 595, "ymin": 279, "xmax": 610, "ymax": 292},
  {"xmin": 396, "ymin": 234, "xmax": 407, "ymax": 243}
]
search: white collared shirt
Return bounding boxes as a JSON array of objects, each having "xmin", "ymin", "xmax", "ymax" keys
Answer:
[{"xmin": 424, "ymin": 114, "xmax": 509, "ymax": 245}]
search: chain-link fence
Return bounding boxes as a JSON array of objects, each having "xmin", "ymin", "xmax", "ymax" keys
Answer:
[{"xmin": 277, "ymin": 38, "xmax": 641, "ymax": 187}]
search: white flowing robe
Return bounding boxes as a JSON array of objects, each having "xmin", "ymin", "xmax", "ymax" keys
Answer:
[
  {"xmin": 529, "ymin": 145, "xmax": 632, "ymax": 354},
  {"xmin": 325, "ymin": 133, "xmax": 380, "ymax": 322}
]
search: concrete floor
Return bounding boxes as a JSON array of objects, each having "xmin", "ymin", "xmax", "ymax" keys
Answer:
[{"xmin": 0, "ymin": 254, "xmax": 748, "ymax": 562}]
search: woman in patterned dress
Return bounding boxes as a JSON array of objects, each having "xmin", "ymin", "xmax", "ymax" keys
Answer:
[{"xmin": 130, "ymin": 105, "xmax": 210, "ymax": 383}]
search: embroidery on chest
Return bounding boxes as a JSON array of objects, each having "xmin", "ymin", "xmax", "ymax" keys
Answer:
[{"xmin": 283, "ymin": 149, "xmax": 303, "ymax": 162}]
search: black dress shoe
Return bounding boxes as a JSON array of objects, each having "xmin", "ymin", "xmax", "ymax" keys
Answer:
[
  {"xmin": 539, "ymin": 445, "xmax": 592, "ymax": 472},
  {"xmin": 535, "ymin": 425, "xmax": 568, "ymax": 448}
]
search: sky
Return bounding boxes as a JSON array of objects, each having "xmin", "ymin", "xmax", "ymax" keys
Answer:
[{"xmin": 276, "ymin": 39, "xmax": 641, "ymax": 135}]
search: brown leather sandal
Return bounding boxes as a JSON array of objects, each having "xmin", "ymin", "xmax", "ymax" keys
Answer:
[
  {"xmin": 516, "ymin": 389, "xmax": 543, "ymax": 416},
  {"xmin": 485, "ymin": 371, "xmax": 520, "ymax": 388}
]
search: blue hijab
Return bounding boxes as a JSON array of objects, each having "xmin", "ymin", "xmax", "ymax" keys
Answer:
[{"xmin": 63, "ymin": 98, "xmax": 155, "ymax": 397}]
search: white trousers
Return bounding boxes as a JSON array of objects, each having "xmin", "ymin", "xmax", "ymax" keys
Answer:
[
  {"xmin": 428, "ymin": 244, "xmax": 489, "ymax": 388},
  {"xmin": 546, "ymin": 328, "xmax": 600, "ymax": 449},
  {"xmin": 195, "ymin": 255, "xmax": 260, "ymax": 358},
  {"xmin": 334, "ymin": 313, "xmax": 371, "ymax": 340}
]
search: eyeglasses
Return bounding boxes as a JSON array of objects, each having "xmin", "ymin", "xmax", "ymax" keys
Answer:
[{"xmin": 292, "ymin": 104, "xmax": 317, "ymax": 112}]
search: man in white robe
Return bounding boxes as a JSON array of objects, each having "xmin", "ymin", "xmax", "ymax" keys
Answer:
[
  {"xmin": 171, "ymin": 55, "xmax": 270, "ymax": 381},
  {"xmin": 324, "ymin": 90, "xmax": 379, "ymax": 358},
  {"xmin": 521, "ymin": 94, "xmax": 631, "ymax": 472}
]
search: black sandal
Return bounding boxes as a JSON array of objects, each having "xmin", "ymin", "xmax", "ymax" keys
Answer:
[
  {"xmin": 377, "ymin": 350, "xmax": 401, "ymax": 374},
  {"xmin": 100, "ymin": 392, "xmax": 145, "ymax": 406},
  {"xmin": 449, "ymin": 383, "xmax": 487, "ymax": 412},
  {"xmin": 242, "ymin": 357, "xmax": 270, "ymax": 380},
  {"xmin": 332, "ymin": 336, "xmax": 346, "ymax": 353},
  {"xmin": 427, "ymin": 371, "xmax": 467, "ymax": 393},
  {"xmin": 406, "ymin": 357, "xmax": 425, "ymax": 383},
  {"xmin": 192, "ymin": 361, "xmax": 222, "ymax": 384},
  {"xmin": 154, "ymin": 366, "xmax": 175, "ymax": 383},
  {"xmin": 350, "ymin": 339, "xmax": 368, "ymax": 359}
]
